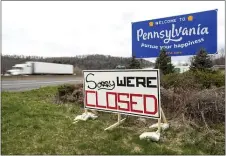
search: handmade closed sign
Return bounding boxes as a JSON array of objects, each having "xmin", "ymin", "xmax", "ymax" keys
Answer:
[{"xmin": 83, "ymin": 69, "xmax": 161, "ymax": 119}]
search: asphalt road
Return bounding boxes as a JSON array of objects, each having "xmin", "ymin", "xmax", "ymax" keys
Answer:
[{"xmin": 2, "ymin": 77, "xmax": 83, "ymax": 92}]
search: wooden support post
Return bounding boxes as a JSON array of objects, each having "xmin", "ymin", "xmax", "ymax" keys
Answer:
[
  {"xmin": 118, "ymin": 113, "xmax": 121, "ymax": 122},
  {"xmin": 104, "ymin": 113, "xmax": 126, "ymax": 131},
  {"xmin": 149, "ymin": 107, "xmax": 169, "ymax": 131},
  {"xmin": 156, "ymin": 117, "xmax": 161, "ymax": 133},
  {"xmin": 161, "ymin": 108, "xmax": 167, "ymax": 123},
  {"xmin": 91, "ymin": 110, "xmax": 98, "ymax": 115}
]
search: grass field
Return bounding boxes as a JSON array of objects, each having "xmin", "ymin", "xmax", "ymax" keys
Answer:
[{"xmin": 1, "ymin": 87, "xmax": 225, "ymax": 155}]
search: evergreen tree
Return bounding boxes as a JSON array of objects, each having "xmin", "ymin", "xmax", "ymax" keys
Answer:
[
  {"xmin": 128, "ymin": 56, "xmax": 141, "ymax": 69},
  {"xmin": 190, "ymin": 48, "xmax": 213, "ymax": 71},
  {"xmin": 154, "ymin": 48, "xmax": 175, "ymax": 75}
]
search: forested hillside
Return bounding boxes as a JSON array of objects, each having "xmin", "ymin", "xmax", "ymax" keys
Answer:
[
  {"xmin": 1, "ymin": 54, "xmax": 154, "ymax": 74},
  {"xmin": 2, "ymin": 51, "xmax": 224, "ymax": 74}
]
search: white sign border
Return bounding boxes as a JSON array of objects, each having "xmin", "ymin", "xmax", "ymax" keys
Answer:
[{"xmin": 83, "ymin": 69, "xmax": 161, "ymax": 119}]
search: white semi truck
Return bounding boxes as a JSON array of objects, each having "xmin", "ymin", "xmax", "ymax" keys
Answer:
[{"xmin": 6, "ymin": 61, "xmax": 74, "ymax": 76}]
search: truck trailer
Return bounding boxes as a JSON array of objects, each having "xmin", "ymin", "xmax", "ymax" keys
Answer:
[{"xmin": 6, "ymin": 61, "xmax": 74, "ymax": 76}]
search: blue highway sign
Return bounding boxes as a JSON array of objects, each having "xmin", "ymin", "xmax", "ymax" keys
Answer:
[{"xmin": 132, "ymin": 9, "xmax": 218, "ymax": 58}]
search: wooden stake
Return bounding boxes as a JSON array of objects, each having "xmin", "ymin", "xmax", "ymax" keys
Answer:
[
  {"xmin": 157, "ymin": 118, "xmax": 161, "ymax": 133},
  {"xmin": 161, "ymin": 108, "xmax": 167, "ymax": 123},
  {"xmin": 91, "ymin": 110, "xmax": 98, "ymax": 114},
  {"xmin": 118, "ymin": 113, "xmax": 121, "ymax": 122},
  {"xmin": 84, "ymin": 109, "xmax": 88, "ymax": 114},
  {"xmin": 104, "ymin": 113, "xmax": 126, "ymax": 131}
]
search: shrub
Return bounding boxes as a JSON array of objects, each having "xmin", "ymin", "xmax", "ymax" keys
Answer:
[
  {"xmin": 161, "ymin": 71, "xmax": 201, "ymax": 91},
  {"xmin": 213, "ymin": 73, "xmax": 225, "ymax": 87},
  {"xmin": 58, "ymin": 84, "xmax": 75, "ymax": 97},
  {"xmin": 185, "ymin": 86, "xmax": 225, "ymax": 124},
  {"xmin": 56, "ymin": 84, "xmax": 83, "ymax": 105},
  {"xmin": 161, "ymin": 70, "xmax": 225, "ymax": 125},
  {"xmin": 161, "ymin": 70, "xmax": 225, "ymax": 90},
  {"xmin": 161, "ymin": 86, "xmax": 225, "ymax": 125},
  {"xmin": 192, "ymin": 70, "xmax": 225, "ymax": 89},
  {"xmin": 161, "ymin": 73, "xmax": 179, "ymax": 89}
]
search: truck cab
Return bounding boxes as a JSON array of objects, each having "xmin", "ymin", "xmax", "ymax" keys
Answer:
[{"xmin": 6, "ymin": 63, "xmax": 32, "ymax": 75}]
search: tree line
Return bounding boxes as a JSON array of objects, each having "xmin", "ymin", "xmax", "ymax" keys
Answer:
[
  {"xmin": 1, "ymin": 54, "xmax": 154, "ymax": 74},
  {"xmin": 1, "ymin": 48, "xmax": 224, "ymax": 74}
]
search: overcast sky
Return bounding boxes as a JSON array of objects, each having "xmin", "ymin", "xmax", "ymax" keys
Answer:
[{"xmin": 2, "ymin": 1, "xmax": 225, "ymax": 64}]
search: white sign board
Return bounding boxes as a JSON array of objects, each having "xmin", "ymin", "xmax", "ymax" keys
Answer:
[{"xmin": 83, "ymin": 69, "xmax": 161, "ymax": 119}]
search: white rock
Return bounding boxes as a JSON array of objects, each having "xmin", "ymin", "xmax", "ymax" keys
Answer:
[
  {"xmin": 73, "ymin": 112, "xmax": 98, "ymax": 123},
  {"xmin": 139, "ymin": 131, "xmax": 160, "ymax": 142},
  {"xmin": 161, "ymin": 123, "xmax": 169, "ymax": 130}
]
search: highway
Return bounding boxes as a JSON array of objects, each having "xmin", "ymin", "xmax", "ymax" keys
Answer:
[{"xmin": 1, "ymin": 77, "xmax": 83, "ymax": 92}]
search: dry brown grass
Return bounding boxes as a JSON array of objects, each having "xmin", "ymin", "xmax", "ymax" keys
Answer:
[
  {"xmin": 161, "ymin": 86, "xmax": 225, "ymax": 127},
  {"xmin": 56, "ymin": 83, "xmax": 225, "ymax": 128}
]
